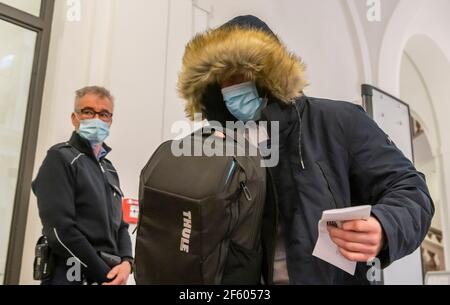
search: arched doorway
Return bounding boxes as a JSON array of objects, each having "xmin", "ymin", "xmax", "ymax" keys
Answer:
[
  {"xmin": 411, "ymin": 117, "xmax": 445, "ymax": 273},
  {"xmin": 399, "ymin": 35, "xmax": 450, "ymax": 274}
]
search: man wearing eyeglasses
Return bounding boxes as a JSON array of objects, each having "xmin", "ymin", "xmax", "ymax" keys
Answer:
[{"xmin": 32, "ymin": 86, "xmax": 133, "ymax": 285}]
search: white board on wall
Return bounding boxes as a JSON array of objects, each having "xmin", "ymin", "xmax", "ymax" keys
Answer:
[{"xmin": 362, "ymin": 84, "xmax": 423, "ymax": 285}]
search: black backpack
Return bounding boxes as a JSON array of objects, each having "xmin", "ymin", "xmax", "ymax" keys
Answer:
[{"xmin": 134, "ymin": 129, "xmax": 267, "ymax": 284}]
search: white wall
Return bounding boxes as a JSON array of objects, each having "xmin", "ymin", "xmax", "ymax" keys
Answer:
[
  {"xmin": 351, "ymin": 0, "xmax": 400, "ymax": 83},
  {"xmin": 107, "ymin": 0, "xmax": 170, "ymax": 198}
]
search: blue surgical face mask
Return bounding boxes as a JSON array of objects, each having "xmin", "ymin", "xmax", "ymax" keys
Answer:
[
  {"xmin": 78, "ymin": 118, "xmax": 110, "ymax": 144},
  {"xmin": 221, "ymin": 81, "xmax": 265, "ymax": 122}
]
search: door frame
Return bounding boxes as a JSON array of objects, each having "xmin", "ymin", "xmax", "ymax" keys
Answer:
[{"xmin": 0, "ymin": 0, "xmax": 55, "ymax": 285}]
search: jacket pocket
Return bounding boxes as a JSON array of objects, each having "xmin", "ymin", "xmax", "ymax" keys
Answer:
[
  {"xmin": 221, "ymin": 241, "xmax": 262, "ymax": 285},
  {"xmin": 316, "ymin": 161, "xmax": 340, "ymax": 209}
]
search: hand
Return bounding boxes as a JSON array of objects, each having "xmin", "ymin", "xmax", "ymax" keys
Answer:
[
  {"xmin": 328, "ymin": 216, "xmax": 385, "ymax": 262},
  {"xmin": 102, "ymin": 261, "xmax": 132, "ymax": 285}
]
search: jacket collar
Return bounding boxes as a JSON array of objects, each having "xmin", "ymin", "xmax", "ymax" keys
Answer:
[
  {"xmin": 68, "ymin": 131, "xmax": 112, "ymax": 161},
  {"xmin": 261, "ymin": 95, "xmax": 308, "ymax": 169},
  {"xmin": 262, "ymin": 95, "xmax": 307, "ymax": 133}
]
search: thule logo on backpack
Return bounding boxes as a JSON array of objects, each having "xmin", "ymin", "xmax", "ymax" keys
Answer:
[{"xmin": 180, "ymin": 211, "xmax": 192, "ymax": 253}]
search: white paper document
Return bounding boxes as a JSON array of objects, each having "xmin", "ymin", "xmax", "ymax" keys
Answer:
[{"xmin": 312, "ymin": 205, "xmax": 372, "ymax": 275}]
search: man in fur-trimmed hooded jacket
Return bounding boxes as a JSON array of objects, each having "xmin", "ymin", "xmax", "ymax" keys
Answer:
[{"xmin": 177, "ymin": 15, "xmax": 434, "ymax": 285}]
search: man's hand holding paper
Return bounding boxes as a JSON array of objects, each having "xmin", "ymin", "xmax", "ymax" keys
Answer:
[
  {"xmin": 312, "ymin": 206, "xmax": 385, "ymax": 275},
  {"xmin": 328, "ymin": 216, "xmax": 385, "ymax": 263}
]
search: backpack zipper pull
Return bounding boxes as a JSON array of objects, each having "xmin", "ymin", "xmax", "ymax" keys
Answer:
[{"xmin": 241, "ymin": 182, "xmax": 252, "ymax": 201}]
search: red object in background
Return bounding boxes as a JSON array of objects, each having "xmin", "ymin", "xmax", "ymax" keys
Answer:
[{"xmin": 122, "ymin": 198, "xmax": 139, "ymax": 224}]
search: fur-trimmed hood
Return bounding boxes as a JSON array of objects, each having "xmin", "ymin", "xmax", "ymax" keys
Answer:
[{"xmin": 178, "ymin": 16, "xmax": 308, "ymax": 120}]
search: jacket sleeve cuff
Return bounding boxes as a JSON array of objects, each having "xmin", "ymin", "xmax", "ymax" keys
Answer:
[
  {"xmin": 121, "ymin": 257, "xmax": 134, "ymax": 274},
  {"xmin": 371, "ymin": 207, "xmax": 394, "ymax": 269}
]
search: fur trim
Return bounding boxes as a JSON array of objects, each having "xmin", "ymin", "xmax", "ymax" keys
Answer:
[{"xmin": 178, "ymin": 26, "xmax": 308, "ymax": 120}]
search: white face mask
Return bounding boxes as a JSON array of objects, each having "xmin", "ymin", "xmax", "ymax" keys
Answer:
[
  {"xmin": 221, "ymin": 81, "xmax": 266, "ymax": 122},
  {"xmin": 78, "ymin": 118, "xmax": 110, "ymax": 144}
]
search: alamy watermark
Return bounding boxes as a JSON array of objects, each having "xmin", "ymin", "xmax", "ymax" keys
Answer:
[
  {"xmin": 367, "ymin": 0, "xmax": 381, "ymax": 22},
  {"xmin": 67, "ymin": 0, "xmax": 81, "ymax": 22},
  {"xmin": 366, "ymin": 257, "xmax": 382, "ymax": 283},
  {"xmin": 170, "ymin": 114, "xmax": 280, "ymax": 168},
  {"xmin": 66, "ymin": 257, "xmax": 82, "ymax": 282},
  {"xmin": 65, "ymin": 256, "xmax": 383, "ymax": 283}
]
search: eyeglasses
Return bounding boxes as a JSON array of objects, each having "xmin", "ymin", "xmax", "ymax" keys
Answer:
[{"xmin": 77, "ymin": 108, "xmax": 113, "ymax": 122}]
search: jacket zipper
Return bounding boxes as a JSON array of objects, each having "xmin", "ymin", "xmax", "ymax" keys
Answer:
[
  {"xmin": 215, "ymin": 198, "xmax": 236, "ymax": 284},
  {"xmin": 224, "ymin": 160, "xmax": 237, "ymax": 187},
  {"xmin": 223, "ymin": 157, "xmax": 247, "ymax": 236},
  {"xmin": 235, "ymin": 158, "xmax": 261, "ymax": 248},
  {"xmin": 215, "ymin": 238, "xmax": 230, "ymax": 284},
  {"xmin": 248, "ymin": 182, "xmax": 265, "ymax": 250},
  {"xmin": 98, "ymin": 160, "xmax": 117, "ymax": 244},
  {"xmin": 234, "ymin": 157, "xmax": 266, "ymax": 251},
  {"xmin": 216, "ymin": 158, "xmax": 246, "ymax": 284}
]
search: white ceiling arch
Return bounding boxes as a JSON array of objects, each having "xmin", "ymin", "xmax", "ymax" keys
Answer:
[
  {"xmin": 406, "ymin": 37, "xmax": 450, "ymax": 153},
  {"xmin": 378, "ymin": 0, "xmax": 425, "ymax": 95},
  {"xmin": 342, "ymin": 0, "xmax": 373, "ymax": 84}
]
